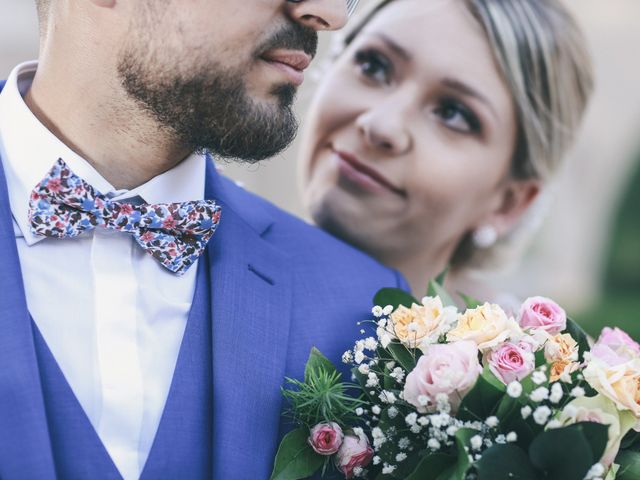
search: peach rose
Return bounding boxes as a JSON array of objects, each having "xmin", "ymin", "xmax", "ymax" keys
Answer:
[
  {"xmin": 545, "ymin": 333, "xmax": 578, "ymax": 363},
  {"xmin": 388, "ymin": 297, "xmax": 456, "ymax": 349},
  {"xmin": 549, "ymin": 359, "xmax": 580, "ymax": 383}
]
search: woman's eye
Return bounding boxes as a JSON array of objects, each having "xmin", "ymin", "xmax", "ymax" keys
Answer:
[
  {"xmin": 354, "ymin": 49, "xmax": 393, "ymax": 85},
  {"xmin": 434, "ymin": 99, "xmax": 482, "ymax": 134}
]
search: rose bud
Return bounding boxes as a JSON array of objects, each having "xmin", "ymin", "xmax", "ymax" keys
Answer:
[
  {"xmin": 307, "ymin": 422, "xmax": 344, "ymax": 455},
  {"xmin": 335, "ymin": 429, "xmax": 374, "ymax": 479}
]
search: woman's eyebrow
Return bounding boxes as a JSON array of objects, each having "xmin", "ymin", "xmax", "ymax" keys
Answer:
[
  {"xmin": 373, "ymin": 33, "xmax": 412, "ymax": 61},
  {"xmin": 441, "ymin": 77, "xmax": 498, "ymax": 121},
  {"xmin": 367, "ymin": 32, "xmax": 498, "ymax": 122}
]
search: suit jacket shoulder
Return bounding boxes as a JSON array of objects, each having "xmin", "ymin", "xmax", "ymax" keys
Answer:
[
  {"xmin": 213, "ymin": 173, "xmax": 408, "ymax": 380},
  {"xmin": 215, "ymin": 172, "xmax": 405, "ymax": 290}
]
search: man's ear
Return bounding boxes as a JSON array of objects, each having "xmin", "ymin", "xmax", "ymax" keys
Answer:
[{"xmin": 487, "ymin": 179, "xmax": 541, "ymax": 237}]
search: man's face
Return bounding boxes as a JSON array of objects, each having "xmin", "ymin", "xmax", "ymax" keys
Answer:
[{"xmin": 117, "ymin": 1, "xmax": 348, "ymax": 162}]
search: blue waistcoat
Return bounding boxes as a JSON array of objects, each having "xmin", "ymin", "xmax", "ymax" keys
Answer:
[
  {"xmin": 32, "ymin": 255, "xmax": 212, "ymax": 479},
  {"xmin": 0, "ymin": 79, "xmax": 408, "ymax": 479}
]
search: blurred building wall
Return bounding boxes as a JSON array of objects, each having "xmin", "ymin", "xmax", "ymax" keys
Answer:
[{"xmin": 1, "ymin": 0, "xmax": 639, "ymax": 313}]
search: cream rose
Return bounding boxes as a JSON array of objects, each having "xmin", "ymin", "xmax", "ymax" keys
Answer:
[
  {"xmin": 584, "ymin": 329, "xmax": 640, "ymax": 417},
  {"xmin": 583, "ymin": 356, "xmax": 640, "ymax": 417},
  {"xmin": 556, "ymin": 395, "xmax": 636, "ymax": 466},
  {"xmin": 447, "ymin": 303, "xmax": 521, "ymax": 352}
]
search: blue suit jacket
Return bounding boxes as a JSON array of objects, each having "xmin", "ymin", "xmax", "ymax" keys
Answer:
[{"xmin": 0, "ymin": 80, "xmax": 407, "ymax": 479}]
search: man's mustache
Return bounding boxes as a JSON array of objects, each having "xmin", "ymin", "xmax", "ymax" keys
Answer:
[{"xmin": 256, "ymin": 22, "xmax": 318, "ymax": 59}]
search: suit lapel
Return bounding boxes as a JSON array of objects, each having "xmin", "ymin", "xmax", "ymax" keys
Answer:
[
  {"xmin": 205, "ymin": 160, "xmax": 294, "ymax": 478},
  {"xmin": 0, "ymin": 153, "xmax": 56, "ymax": 478}
]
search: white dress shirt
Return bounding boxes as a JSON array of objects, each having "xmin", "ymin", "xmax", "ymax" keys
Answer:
[{"xmin": 0, "ymin": 62, "xmax": 206, "ymax": 480}]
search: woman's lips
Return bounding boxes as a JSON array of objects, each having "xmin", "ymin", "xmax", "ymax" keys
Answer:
[
  {"xmin": 260, "ymin": 50, "xmax": 311, "ymax": 86},
  {"xmin": 333, "ymin": 149, "xmax": 406, "ymax": 196}
]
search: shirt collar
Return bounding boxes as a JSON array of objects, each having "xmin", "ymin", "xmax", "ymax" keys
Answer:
[{"xmin": 0, "ymin": 61, "xmax": 207, "ymax": 246}]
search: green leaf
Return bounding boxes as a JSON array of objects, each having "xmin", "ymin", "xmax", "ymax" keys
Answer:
[
  {"xmin": 529, "ymin": 422, "xmax": 609, "ymax": 480},
  {"xmin": 605, "ymin": 463, "xmax": 619, "ymax": 480},
  {"xmin": 457, "ymin": 370, "xmax": 504, "ymax": 422},
  {"xmin": 435, "ymin": 268, "xmax": 449, "ymax": 286},
  {"xmin": 616, "ymin": 451, "xmax": 640, "ymax": 480},
  {"xmin": 621, "ymin": 428, "xmax": 640, "ymax": 449},
  {"xmin": 481, "ymin": 363, "xmax": 506, "ymax": 393},
  {"xmin": 495, "ymin": 394, "xmax": 519, "ymax": 424},
  {"xmin": 534, "ymin": 350, "xmax": 547, "ymax": 368},
  {"xmin": 565, "ymin": 318, "xmax": 591, "ymax": 360},
  {"xmin": 373, "ymin": 288, "xmax": 418, "ymax": 310},
  {"xmin": 304, "ymin": 347, "xmax": 337, "ymax": 383},
  {"xmin": 270, "ymin": 428, "xmax": 324, "ymax": 480},
  {"xmin": 474, "ymin": 444, "xmax": 538, "ymax": 480},
  {"xmin": 454, "ymin": 428, "xmax": 478, "ymax": 479},
  {"xmin": 386, "ymin": 342, "xmax": 419, "ymax": 373},
  {"xmin": 404, "ymin": 453, "xmax": 456, "ymax": 480},
  {"xmin": 427, "ymin": 280, "xmax": 457, "ymax": 308},
  {"xmin": 458, "ymin": 292, "xmax": 482, "ymax": 309}
]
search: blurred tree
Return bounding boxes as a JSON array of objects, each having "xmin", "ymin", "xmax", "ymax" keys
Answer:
[{"xmin": 578, "ymin": 150, "xmax": 640, "ymax": 339}]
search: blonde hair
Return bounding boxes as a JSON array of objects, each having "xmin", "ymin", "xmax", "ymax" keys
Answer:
[
  {"xmin": 35, "ymin": 0, "xmax": 51, "ymax": 22},
  {"xmin": 342, "ymin": 0, "xmax": 594, "ymax": 268}
]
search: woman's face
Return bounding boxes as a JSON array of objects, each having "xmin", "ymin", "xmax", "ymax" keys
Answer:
[{"xmin": 300, "ymin": 0, "xmax": 519, "ymax": 272}]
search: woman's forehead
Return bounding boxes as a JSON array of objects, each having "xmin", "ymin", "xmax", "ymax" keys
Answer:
[{"xmin": 359, "ymin": 0, "xmax": 485, "ymax": 47}]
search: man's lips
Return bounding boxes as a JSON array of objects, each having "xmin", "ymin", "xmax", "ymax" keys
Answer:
[
  {"xmin": 260, "ymin": 49, "xmax": 312, "ymax": 86},
  {"xmin": 333, "ymin": 149, "xmax": 406, "ymax": 196}
]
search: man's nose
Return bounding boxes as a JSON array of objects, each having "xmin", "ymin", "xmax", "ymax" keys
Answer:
[{"xmin": 285, "ymin": 0, "xmax": 349, "ymax": 31}]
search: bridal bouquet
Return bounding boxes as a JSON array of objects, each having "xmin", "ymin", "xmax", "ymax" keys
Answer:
[{"xmin": 270, "ymin": 279, "xmax": 640, "ymax": 480}]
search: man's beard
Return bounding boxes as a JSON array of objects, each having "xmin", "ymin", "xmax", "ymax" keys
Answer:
[{"xmin": 117, "ymin": 24, "xmax": 317, "ymax": 163}]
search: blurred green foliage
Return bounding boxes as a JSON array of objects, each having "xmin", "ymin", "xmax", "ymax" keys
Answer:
[{"xmin": 577, "ymin": 154, "xmax": 640, "ymax": 340}]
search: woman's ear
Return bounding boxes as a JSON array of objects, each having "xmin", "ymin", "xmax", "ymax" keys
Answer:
[{"xmin": 488, "ymin": 179, "xmax": 541, "ymax": 237}]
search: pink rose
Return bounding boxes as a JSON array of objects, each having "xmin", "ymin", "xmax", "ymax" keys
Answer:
[
  {"xmin": 403, "ymin": 340, "xmax": 481, "ymax": 413},
  {"xmin": 519, "ymin": 296, "xmax": 566, "ymax": 334},
  {"xmin": 307, "ymin": 422, "xmax": 343, "ymax": 455},
  {"xmin": 334, "ymin": 430, "xmax": 374, "ymax": 479},
  {"xmin": 487, "ymin": 342, "xmax": 535, "ymax": 385},
  {"xmin": 591, "ymin": 327, "xmax": 640, "ymax": 366}
]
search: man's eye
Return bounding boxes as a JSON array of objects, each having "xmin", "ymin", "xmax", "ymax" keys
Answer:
[
  {"xmin": 435, "ymin": 98, "xmax": 482, "ymax": 134},
  {"xmin": 354, "ymin": 49, "xmax": 393, "ymax": 85}
]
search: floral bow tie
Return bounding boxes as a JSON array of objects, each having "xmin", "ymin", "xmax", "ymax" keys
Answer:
[{"xmin": 28, "ymin": 158, "xmax": 221, "ymax": 275}]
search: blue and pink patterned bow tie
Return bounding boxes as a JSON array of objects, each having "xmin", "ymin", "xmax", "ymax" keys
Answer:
[{"xmin": 28, "ymin": 158, "xmax": 221, "ymax": 275}]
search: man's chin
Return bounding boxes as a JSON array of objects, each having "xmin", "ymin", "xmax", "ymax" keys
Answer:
[{"xmin": 246, "ymin": 83, "xmax": 297, "ymax": 109}]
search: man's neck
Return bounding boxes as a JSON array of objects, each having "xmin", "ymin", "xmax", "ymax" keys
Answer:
[{"xmin": 24, "ymin": 63, "xmax": 191, "ymax": 190}]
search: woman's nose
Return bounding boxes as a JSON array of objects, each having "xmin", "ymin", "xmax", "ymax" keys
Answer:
[
  {"xmin": 286, "ymin": 0, "xmax": 349, "ymax": 31},
  {"xmin": 355, "ymin": 105, "xmax": 412, "ymax": 155}
]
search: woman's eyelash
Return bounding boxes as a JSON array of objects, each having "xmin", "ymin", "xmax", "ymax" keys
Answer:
[
  {"xmin": 353, "ymin": 49, "xmax": 393, "ymax": 84},
  {"xmin": 436, "ymin": 97, "xmax": 483, "ymax": 134}
]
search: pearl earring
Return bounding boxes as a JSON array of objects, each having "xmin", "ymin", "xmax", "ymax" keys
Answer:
[{"xmin": 472, "ymin": 225, "xmax": 498, "ymax": 249}]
